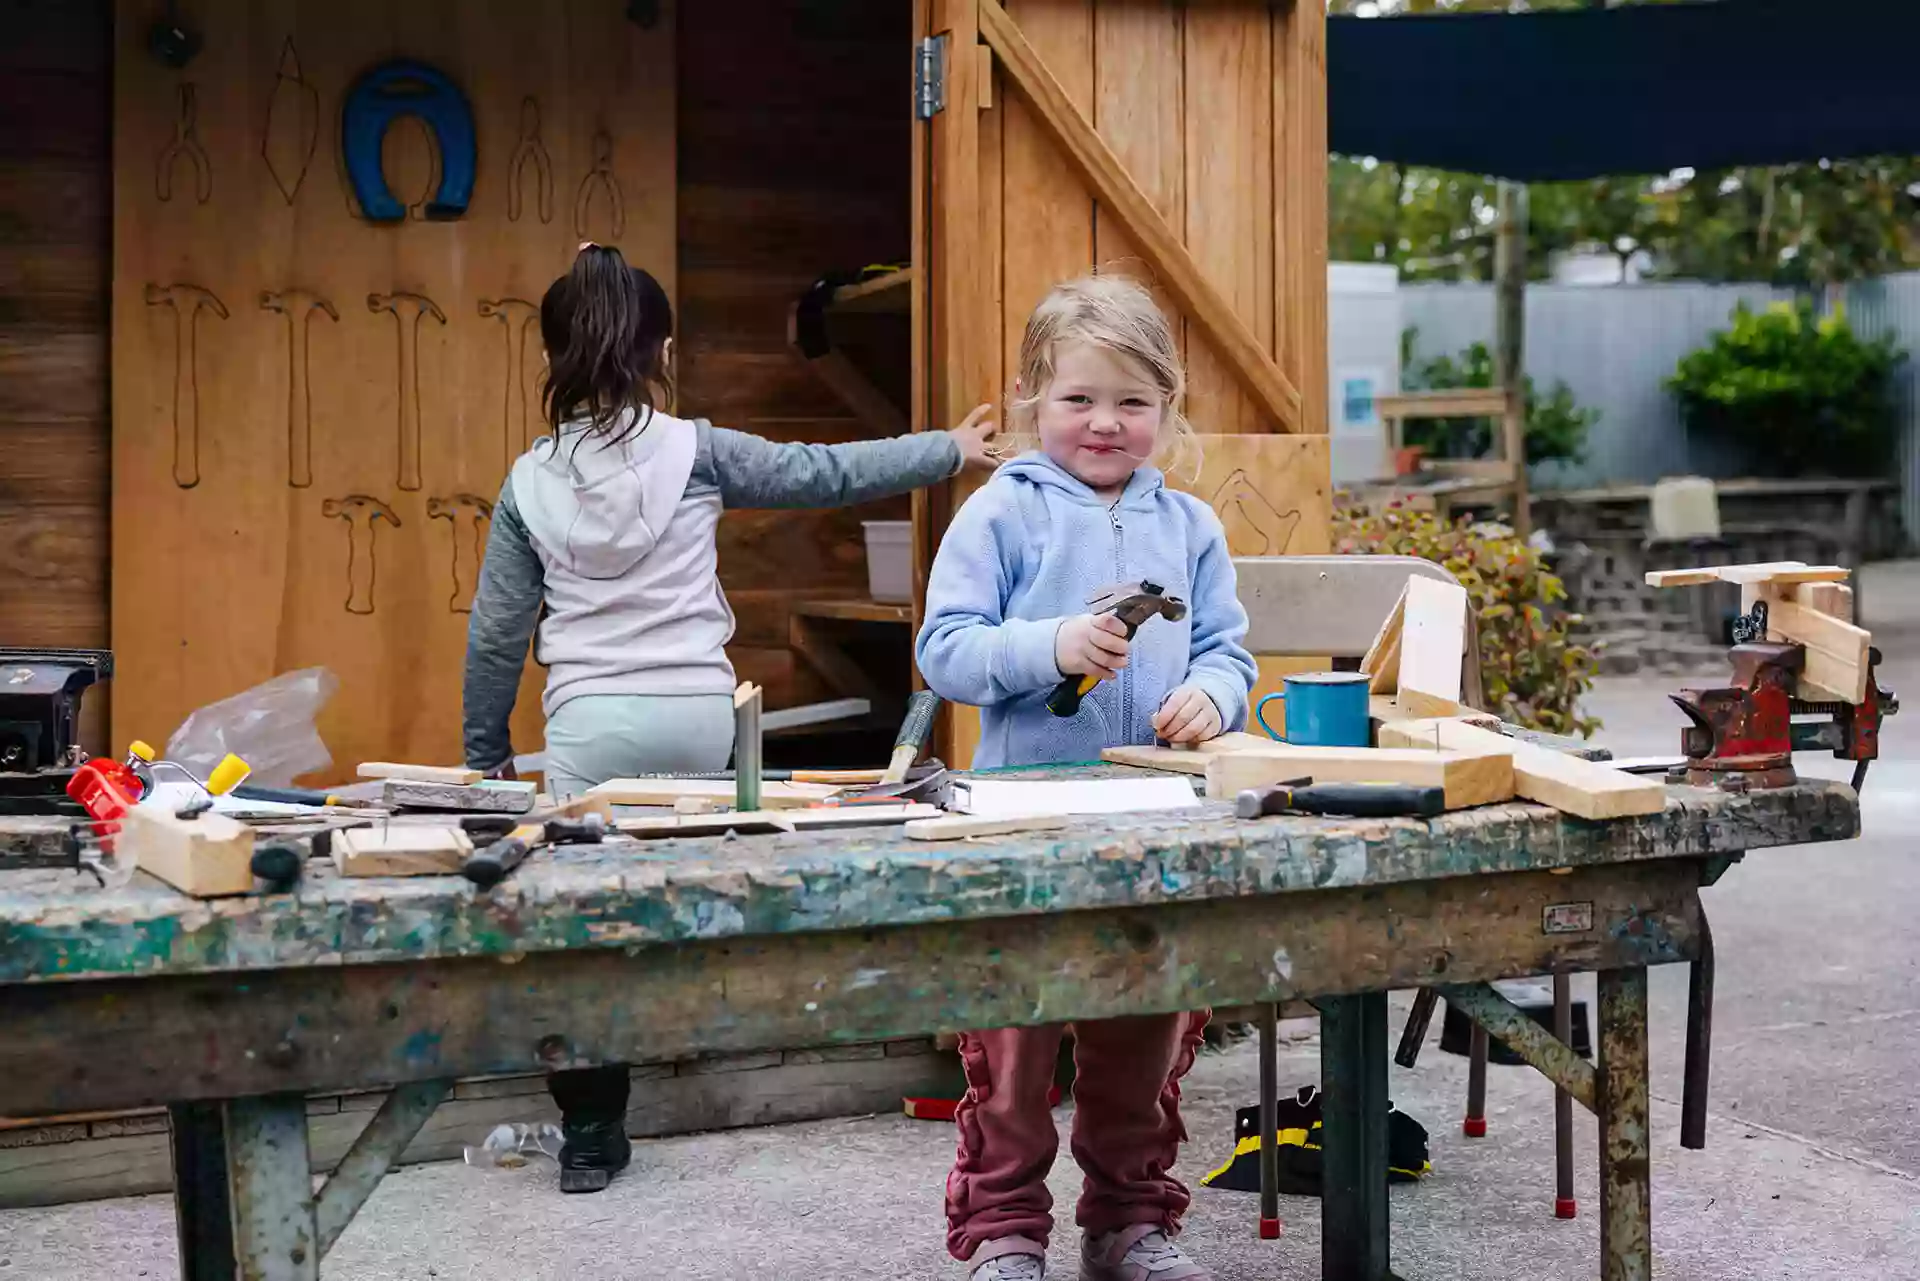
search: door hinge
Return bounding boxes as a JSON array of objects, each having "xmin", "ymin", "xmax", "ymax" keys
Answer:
[{"xmin": 915, "ymin": 34, "xmax": 948, "ymax": 120}]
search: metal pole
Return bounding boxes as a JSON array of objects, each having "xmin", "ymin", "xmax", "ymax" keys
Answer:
[
  {"xmin": 1494, "ymin": 179, "xmax": 1532, "ymax": 541},
  {"xmin": 1554, "ymin": 973, "xmax": 1577, "ymax": 1218},
  {"xmin": 1257, "ymin": 1002, "xmax": 1281, "ymax": 1239}
]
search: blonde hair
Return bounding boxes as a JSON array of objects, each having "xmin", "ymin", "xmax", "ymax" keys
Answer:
[{"xmin": 1000, "ymin": 273, "xmax": 1201, "ymax": 480}]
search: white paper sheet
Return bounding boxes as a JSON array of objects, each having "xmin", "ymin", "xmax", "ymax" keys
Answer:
[{"xmin": 948, "ymin": 776, "xmax": 1199, "ymax": 818}]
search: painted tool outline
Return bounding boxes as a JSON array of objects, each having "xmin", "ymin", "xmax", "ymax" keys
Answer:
[
  {"xmin": 260, "ymin": 288, "xmax": 339, "ymax": 488},
  {"xmin": 144, "ymin": 282, "xmax": 228, "ymax": 489}
]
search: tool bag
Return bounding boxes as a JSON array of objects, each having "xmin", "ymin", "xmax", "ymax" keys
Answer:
[{"xmin": 1199, "ymin": 1085, "xmax": 1431, "ymax": 1195}]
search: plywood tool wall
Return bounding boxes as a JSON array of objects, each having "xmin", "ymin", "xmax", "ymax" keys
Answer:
[
  {"xmin": 922, "ymin": 0, "xmax": 1330, "ymax": 764},
  {"xmin": 112, "ymin": 1, "xmax": 674, "ymax": 779}
]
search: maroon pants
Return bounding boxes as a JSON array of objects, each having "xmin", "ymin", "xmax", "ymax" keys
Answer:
[{"xmin": 945, "ymin": 1012, "xmax": 1211, "ymax": 1261}]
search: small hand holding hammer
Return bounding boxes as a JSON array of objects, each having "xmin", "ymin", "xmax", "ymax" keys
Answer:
[{"xmin": 1047, "ymin": 581, "xmax": 1187, "ymax": 718}]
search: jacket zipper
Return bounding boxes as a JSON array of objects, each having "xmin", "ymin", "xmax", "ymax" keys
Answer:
[{"xmin": 1108, "ymin": 498, "xmax": 1131, "ymax": 736}]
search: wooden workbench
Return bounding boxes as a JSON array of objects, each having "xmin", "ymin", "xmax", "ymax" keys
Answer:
[{"xmin": 0, "ymin": 767, "xmax": 1858, "ymax": 1281}]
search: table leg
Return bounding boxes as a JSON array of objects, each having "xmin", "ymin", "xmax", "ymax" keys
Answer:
[
  {"xmin": 1257, "ymin": 1002, "xmax": 1281, "ymax": 1239},
  {"xmin": 1320, "ymin": 992, "xmax": 1389, "ymax": 1281},
  {"xmin": 1680, "ymin": 914, "xmax": 1715, "ymax": 1152},
  {"xmin": 1553, "ymin": 973, "xmax": 1577, "ymax": 1219},
  {"xmin": 169, "ymin": 1103, "xmax": 236, "ymax": 1281},
  {"xmin": 224, "ymin": 1095, "xmax": 320, "ymax": 1281},
  {"xmin": 1464, "ymin": 1023, "xmax": 1489, "ymax": 1137},
  {"xmin": 1597, "ymin": 969, "xmax": 1652, "ymax": 1281}
]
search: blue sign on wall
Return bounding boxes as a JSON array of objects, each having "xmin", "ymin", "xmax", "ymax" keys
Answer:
[{"xmin": 341, "ymin": 61, "xmax": 476, "ymax": 222}]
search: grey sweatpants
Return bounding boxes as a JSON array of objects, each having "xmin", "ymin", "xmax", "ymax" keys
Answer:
[
  {"xmin": 541, "ymin": 692, "xmax": 735, "ymax": 799},
  {"xmin": 542, "ymin": 692, "xmax": 737, "ymax": 1134}
]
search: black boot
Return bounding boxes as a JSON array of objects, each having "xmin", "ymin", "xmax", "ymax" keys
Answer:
[{"xmin": 548, "ymin": 1065, "xmax": 633, "ymax": 1194}]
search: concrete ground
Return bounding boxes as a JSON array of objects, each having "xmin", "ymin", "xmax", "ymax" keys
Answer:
[{"xmin": 5, "ymin": 566, "xmax": 1918, "ymax": 1280}]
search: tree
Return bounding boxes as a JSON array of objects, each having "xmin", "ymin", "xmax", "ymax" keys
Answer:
[{"xmin": 1325, "ymin": 2, "xmax": 1920, "ymax": 286}]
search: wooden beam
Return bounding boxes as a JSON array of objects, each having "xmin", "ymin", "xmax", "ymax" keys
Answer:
[
  {"xmin": 1378, "ymin": 719, "xmax": 1665, "ymax": 821},
  {"xmin": 977, "ymin": 0, "xmax": 1304, "ymax": 432},
  {"xmin": 331, "ymin": 826, "xmax": 473, "ymax": 877},
  {"xmin": 1753, "ymin": 594, "xmax": 1871, "ymax": 704},
  {"xmin": 1374, "ymin": 389, "xmax": 1511, "ymax": 421},
  {"xmin": 1203, "ymin": 744, "xmax": 1515, "ymax": 810}
]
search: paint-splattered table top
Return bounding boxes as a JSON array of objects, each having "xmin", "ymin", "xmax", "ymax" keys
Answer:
[{"xmin": 0, "ymin": 766, "xmax": 1858, "ymax": 985}]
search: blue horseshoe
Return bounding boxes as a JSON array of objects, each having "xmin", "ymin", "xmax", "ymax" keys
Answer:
[{"xmin": 342, "ymin": 61, "xmax": 476, "ymax": 222}]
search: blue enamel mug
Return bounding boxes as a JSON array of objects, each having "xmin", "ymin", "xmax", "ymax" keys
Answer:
[{"xmin": 1255, "ymin": 671, "xmax": 1372, "ymax": 747}]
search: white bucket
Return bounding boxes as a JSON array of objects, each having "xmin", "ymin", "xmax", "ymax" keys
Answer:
[{"xmin": 861, "ymin": 520, "xmax": 913, "ymax": 604}]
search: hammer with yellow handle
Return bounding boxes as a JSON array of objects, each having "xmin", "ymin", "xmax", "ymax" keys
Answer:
[{"xmin": 1045, "ymin": 580, "xmax": 1188, "ymax": 718}]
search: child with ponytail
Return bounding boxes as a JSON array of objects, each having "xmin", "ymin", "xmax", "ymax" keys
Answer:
[{"xmin": 463, "ymin": 243, "xmax": 996, "ymax": 1193}]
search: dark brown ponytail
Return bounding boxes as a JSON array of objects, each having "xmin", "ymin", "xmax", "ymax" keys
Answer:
[{"xmin": 539, "ymin": 244, "xmax": 675, "ymax": 449}]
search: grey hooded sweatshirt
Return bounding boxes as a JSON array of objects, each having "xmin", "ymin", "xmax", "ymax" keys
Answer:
[{"xmin": 462, "ymin": 410, "xmax": 960, "ymax": 773}]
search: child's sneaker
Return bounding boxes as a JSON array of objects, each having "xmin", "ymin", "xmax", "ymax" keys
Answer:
[
  {"xmin": 1079, "ymin": 1226, "xmax": 1210, "ymax": 1281},
  {"xmin": 970, "ymin": 1236, "xmax": 1048, "ymax": 1280}
]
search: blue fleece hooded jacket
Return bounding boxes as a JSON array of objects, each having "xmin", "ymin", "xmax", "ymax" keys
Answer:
[{"xmin": 915, "ymin": 452, "xmax": 1256, "ymax": 768}]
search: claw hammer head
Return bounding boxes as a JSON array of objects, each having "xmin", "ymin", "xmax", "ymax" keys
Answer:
[{"xmin": 1087, "ymin": 580, "xmax": 1188, "ymax": 633}]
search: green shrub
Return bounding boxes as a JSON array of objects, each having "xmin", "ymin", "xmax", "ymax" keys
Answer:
[
  {"xmin": 1334, "ymin": 502, "xmax": 1600, "ymax": 737},
  {"xmin": 1667, "ymin": 300, "xmax": 1905, "ymax": 477},
  {"xmin": 1398, "ymin": 329, "xmax": 1599, "ymax": 469}
]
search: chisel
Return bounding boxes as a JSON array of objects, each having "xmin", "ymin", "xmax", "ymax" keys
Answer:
[{"xmin": 1234, "ymin": 778, "xmax": 1446, "ymax": 820}]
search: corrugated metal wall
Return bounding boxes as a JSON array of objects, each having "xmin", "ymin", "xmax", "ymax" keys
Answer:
[
  {"xmin": 1400, "ymin": 281, "xmax": 1792, "ymax": 490},
  {"xmin": 1399, "ymin": 275, "xmax": 1920, "ymax": 536},
  {"xmin": 1836, "ymin": 272, "xmax": 1920, "ymax": 554}
]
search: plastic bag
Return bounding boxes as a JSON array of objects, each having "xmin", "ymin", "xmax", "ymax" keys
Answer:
[
  {"xmin": 164, "ymin": 668, "xmax": 340, "ymax": 788},
  {"xmin": 464, "ymin": 1122, "xmax": 562, "ymax": 1170}
]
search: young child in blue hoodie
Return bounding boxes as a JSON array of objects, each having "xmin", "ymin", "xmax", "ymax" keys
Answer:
[
  {"xmin": 916, "ymin": 275, "xmax": 1255, "ymax": 1281},
  {"xmin": 462, "ymin": 244, "xmax": 997, "ymax": 1194}
]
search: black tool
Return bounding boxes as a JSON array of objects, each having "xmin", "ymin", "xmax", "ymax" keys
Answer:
[
  {"xmin": 1046, "ymin": 582, "xmax": 1188, "ymax": 718},
  {"xmin": 0, "ymin": 648, "xmax": 114, "ymax": 817},
  {"xmin": 462, "ymin": 812, "xmax": 607, "ymax": 888},
  {"xmin": 1234, "ymin": 778, "xmax": 1446, "ymax": 820},
  {"xmin": 231, "ymin": 783, "xmax": 376, "ymax": 809},
  {"xmin": 250, "ymin": 843, "xmax": 304, "ymax": 892}
]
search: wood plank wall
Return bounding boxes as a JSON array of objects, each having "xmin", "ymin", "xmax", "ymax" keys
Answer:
[
  {"xmin": 109, "ymin": 0, "xmax": 675, "ymax": 778},
  {"xmin": 0, "ymin": 1, "xmax": 114, "ymax": 753},
  {"xmin": 681, "ymin": 0, "xmax": 914, "ymax": 712}
]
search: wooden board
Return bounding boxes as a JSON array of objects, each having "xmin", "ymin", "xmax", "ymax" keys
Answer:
[
  {"xmin": 1751, "ymin": 593, "xmax": 1871, "ymax": 704},
  {"xmin": 331, "ymin": 826, "xmax": 473, "ymax": 877},
  {"xmin": 1398, "ymin": 574, "xmax": 1469, "ymax": 707},
  {"xmin": 1202, "ymin": 744, "xmax": 1514, "ymax": 810},
  {"xmin": 1377, "ymin": 719, "xmax": 1665, "ymax": 821},
  {"xmin": 1742, "ymin": 580, "xmax": 1855, "ymax": 625},
  {"xmin": 119, "ymin": 806, "xmax": 254, "ymax": 898},
  {"xmin": 1646, "ymin": 561, "xmax": 1851, "ymax": 590},
  {"xmin": 357, "ymin": 763, "xmax": 482, "ymax": 786},
  {"xmin": 588, "ymin": 778, "xmax": 842, "ymax": 809},
  {"xmin": 110, "ymin": 0, "xmax": 678, "ymax": 781},
  {"xmin": 382, "ymin": 779, "xmax": 536, "ymax": 815},
  {"xmin": 616, "ymin": 803, "xmax": 942, "ymax": 839},
  {"xmin": 905, "ymin": 813, "xmax": 1070, "ymax": 841},
  {"xmin": 1361, "ymin": 590, "xmax": 1404, "ymax": 694},
  {"xmin": 1099, "ymin": 732, "xmax": 1277, "ymax": 775}
]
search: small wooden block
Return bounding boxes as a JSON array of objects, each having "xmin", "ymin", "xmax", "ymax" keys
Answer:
[
  {"xmin": 1398, "ymin": 575, "xmax": 1470, "ymax": 708},
  {"xmin": 356, "ymin": 762, "xmax": 483, "ymax": 786},
  {"xmin": 331, "ymin": 826, "xmax": 474, "ymax": 876},
  {"xmin": 1361, "ymin": 590, "xmax": 1406, "ymax": 695},
  {"xmin": 905, "ymin": 813, "xmax": 1072, "ymax": 841},
  {"xmin": 588, "ymin": 777, "xmax": 842, "ymax": 809},
  {"xmin": 1203, "ymin": 744, "xmax": 1515, "ymax": 810},
  {"xmin": 1378, "ymin": 719, "xmax": 1665, "ymax": 821},
  {"xmin": 382, "ymin": 779, "xmax": 537, "ymax": 814},
  {"xmin": 119, "ymin": 805, "xmax": 255, "ymax": 898}
]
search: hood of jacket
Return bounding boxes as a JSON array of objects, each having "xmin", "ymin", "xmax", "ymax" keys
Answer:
[
  {"xmin": 510, "ymin": 408, "xmax": 698, "ymax": 580},
  {"xmin": 993, "ymin": 450, "xmax": 1168, "ymax": 510}
]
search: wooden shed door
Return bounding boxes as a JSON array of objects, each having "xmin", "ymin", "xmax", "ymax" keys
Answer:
[{"xmin": 914, "ymin": 0, "xmax": 1333, "ymax": 766}]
